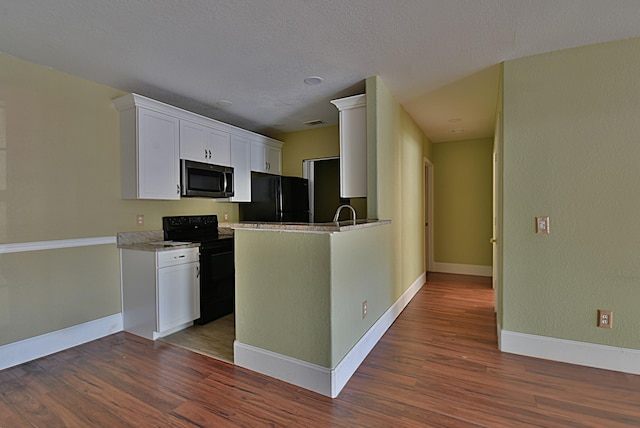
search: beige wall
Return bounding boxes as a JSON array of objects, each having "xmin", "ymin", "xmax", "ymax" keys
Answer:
[
  {"xmin": 0, "ymin": 53, "xmax": 238, "ymax": 346},
  {"xmin": 502, "ymin": 37, "xmax": 640, "ymax": 349},
  {"xmin": 0, "ymin": 52, "xmax": 429, "ymax": 353},
  {"xmin": 276, "ymin": 125, "xmax": 339, "ymax": 177},
  {"xmin": 432, "ymin": 138, "xmax": 493, "ymax": 266}
]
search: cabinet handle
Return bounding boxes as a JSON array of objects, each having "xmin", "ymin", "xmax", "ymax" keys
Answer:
[
  {"xmin": 177, "ymin": 184, "xmax": 180, "ymax": 194},
  {"xmin": 196, "ymin": 265, "xmax": 200, "ymax": 278},
  {"xmin": 175, "ymin": 254, "xmax": 186, "ymax": 259},
  {"xmin": 208, "ymin": 149, "xmax": 212, "ymax": 158},
  {"xmin": 204, "ymin": 149, "xmax": 208, "ymax": 159}
]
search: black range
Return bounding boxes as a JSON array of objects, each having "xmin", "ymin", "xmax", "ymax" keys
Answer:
[{"xmin": 162, "ymin": 215, "xmax": 234, "ymax": 325}]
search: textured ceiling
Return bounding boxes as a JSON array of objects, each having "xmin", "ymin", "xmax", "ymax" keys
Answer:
[{"xmin": 2, "ymin": 1, "xmax": 640, "ymax": 142}]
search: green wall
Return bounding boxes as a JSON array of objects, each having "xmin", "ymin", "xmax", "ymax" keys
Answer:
[
  {"xmin": 0, "ymin": 53, "xmax": 238, "ymax": 346},
  {"xmin": 234, "ymin": 225, "xmax": 392, "ymax": 367},
  {"xmin": 433, "ymin": 138, "xmax": 493, "ymax": 266},
  {"xmin": 367, "ymin": 76, "xmax": 429, "ymax": 297},
  {"xmin": 235, "ymin": 77, "xmax": 430, "ymax": 369},
  {"xmin": 502, "ymin": 37, "xmax": 640, "ymax": 349},
  {"xmin": 235, "ymin": 230, "xmax": 332, "ymax": 365}
]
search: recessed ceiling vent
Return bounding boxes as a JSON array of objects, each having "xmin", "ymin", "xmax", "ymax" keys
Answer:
[{"xmin": 303, "ymin": 119, "xmax": 325, "ymax": 126}]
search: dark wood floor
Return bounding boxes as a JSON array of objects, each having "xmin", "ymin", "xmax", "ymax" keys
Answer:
[{"xmin": 2, "ymin": 273, "xmax": 640, "ymax": 427}]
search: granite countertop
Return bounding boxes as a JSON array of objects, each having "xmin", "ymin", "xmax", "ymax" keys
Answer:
[
  {"xmin": 222, "ymin": 219, "xmax": 391, "ymax": 233},
  {"xmin": 118, "ymin": 241, "xmax": 201, "ymax": 252},
  {"xmin": 116, "ymin": 230, "xmax": 200, "ymax": 252}
]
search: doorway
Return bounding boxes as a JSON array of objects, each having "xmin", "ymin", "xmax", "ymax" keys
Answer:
[{"xmin": 303, "ymin": 157, "xmax": 367, "ymax": 222}]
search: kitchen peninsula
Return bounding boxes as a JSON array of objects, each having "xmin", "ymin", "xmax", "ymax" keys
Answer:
[{"xmin": 222, "ymin": 219, "xmax": 392, "ymax": 398}]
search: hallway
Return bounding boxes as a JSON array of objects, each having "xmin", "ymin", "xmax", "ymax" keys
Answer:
[{"xmin": 2, "ymin": 273, "xmax": 640, "ymax": 426}]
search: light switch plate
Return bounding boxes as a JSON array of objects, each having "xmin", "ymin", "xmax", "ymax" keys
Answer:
[{"xmin": 536, "ymin": 216, "xmax": 550, "ymax": 234}]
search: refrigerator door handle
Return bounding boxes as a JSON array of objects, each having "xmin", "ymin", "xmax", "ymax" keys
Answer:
[{"xmin": 277, "ymin": 180, "xmax": 284, "ymax": 221}]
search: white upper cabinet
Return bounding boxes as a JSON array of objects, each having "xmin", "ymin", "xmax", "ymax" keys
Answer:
[
  {"xmin": 251, "ymin": 140, "xmax": 282, "ymax": 175},
  {"xmin": 230, "ymin": 134, "xmax": 252, "ymax": 202},
  {"xmin": 180, "ymin": 119, "xmax": 231, "ymax": 166},
  {"xmin": 114, "ymin": 95, "xmax": 181, "ymax": 200},
  {"xmin": 114, "ymin": 93, "xmax": 284, "ymax": 199},
  {"xmin": 331, "ymin": 94, "xmax": 367, "ymax": 198}
]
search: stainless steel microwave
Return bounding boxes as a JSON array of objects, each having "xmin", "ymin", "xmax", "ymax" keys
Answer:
[{"xmin": 181, "ymin": 159, "xmax": 234, "ymax": 198}]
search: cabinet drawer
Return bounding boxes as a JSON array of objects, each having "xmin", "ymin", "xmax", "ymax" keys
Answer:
[{"xmin": 157, "ymin": 247, "xmax": 199, "ymax": 267}]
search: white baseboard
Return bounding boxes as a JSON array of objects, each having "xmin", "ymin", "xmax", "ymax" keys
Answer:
[
  {"xmin": 500, "ymin": 330, "xmax": 640, "ymax": 375},
  {"xmin": 234, "ymin": 342, "xmax": 332, "ymax": 395},
  {"xmin": 432, "ymin": 262, "xmax": 492, "ymax": 277},
  {"xmin": 234, "ymin": 272, "xmax": 427, "ymax": 398},
  {"xmin": 0, "ymin": 314, "xmax": 123, "ymax": 370}
]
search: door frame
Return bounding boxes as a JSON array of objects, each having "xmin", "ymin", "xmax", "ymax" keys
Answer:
[
  {"xmin": 493, "ymin": 112, "xmax": 503, "ymax": 346},
  {"xmin": 303, "ymin": 157, "xmax": 340, "ymax": 224},
  {"xmin": 424, "ymin": 158, "xmax": 434, "ymax": 274}
]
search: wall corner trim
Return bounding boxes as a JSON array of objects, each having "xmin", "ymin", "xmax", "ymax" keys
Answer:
[
  {"xmin": 500, "ymin": 330, "xmax": 640, "ymax": 375},
  {"xmin": 234, "ymin": 272, "xmax": 427, "ymax": 398},
  {"xmin": 0, "ymin": 314, "xmax": 124, "ymax": 371}
]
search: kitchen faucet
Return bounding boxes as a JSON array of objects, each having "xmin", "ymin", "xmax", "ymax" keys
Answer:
[{"xmin": 333, "ymin": 204, "xmax": 357, "ymax": 225}]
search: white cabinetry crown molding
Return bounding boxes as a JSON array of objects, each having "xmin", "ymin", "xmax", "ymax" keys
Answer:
[{"xmin": 113, "ymin": 93, "xmax": 284, "ymax": 146}]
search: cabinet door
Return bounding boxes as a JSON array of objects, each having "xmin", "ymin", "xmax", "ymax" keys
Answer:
[
  {"xmin": 157, "ymin": 261, "xmax": 200, "ymax": 333},
  {"xmin": 207, "ymin": 127, "xmax": 231, "ymax": 166},
  {"xmin": 265, "ymin": 145, "xmax": 282, "ymax": 175},
  {"xmin": 138, "ymin": 108, "xmax": 180, "ymax": 199},
  {"xmin": 180, "ymin": 120, "xmax": 231, "ymax": 166},
  {"xmin": 331, "ymin": 94, "xmax": 367, "ymax": 198},
  {"xmin": 180, "ymin": 120, "xmax": 208, "ymax": 162},
  {"xmin": 230, "ymin": 135, "xmax": 251, "ymax": 202},
  {"xmin": 250, "ymin": 142, "xmax": 266, "ymax": 173},
  {"xmin": 251, "ymin": 142, "xmax": 282, "ymax": 174}
]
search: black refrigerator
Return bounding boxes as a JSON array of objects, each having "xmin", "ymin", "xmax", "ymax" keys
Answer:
[{"xmin": 239, "ymin": 173, "xmax": 310, "ymax": 222}]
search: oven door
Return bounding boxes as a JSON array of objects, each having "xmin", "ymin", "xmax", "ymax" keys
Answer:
[
  {"xmin": 195, "ymin": 238, "xmax": 235, "ymax": 324},
  {"xmin": 181, "ymin": 159, "xmax": 234, "ymax": 198}
]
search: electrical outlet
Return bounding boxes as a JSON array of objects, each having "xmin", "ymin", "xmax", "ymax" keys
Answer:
[
  {"xmin": 136, "ymin": 214, "xmax": 144, "ymax": 226},
  {"xmin": 223, "ymin": 212, "xmax": 229, "ymax": 222},
  {"xmin": 597, "ymin": 309, "xmax": 613, "ymax": 328},
  {"xmin": 362, "ymin": 300, "xmax": 368, "ymax": 319},
  {"xmin": 536, "ymin": 216, "xmax": 550, "ymax": 234}
]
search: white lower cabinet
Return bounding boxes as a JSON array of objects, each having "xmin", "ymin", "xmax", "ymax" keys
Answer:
[
  {"xmin": 157, "ymin": 259, "xmax": 200, "ymax": 333},
  {"xmin": 121, "ymin": 247, "xmax": 200, "ymax": 340}
]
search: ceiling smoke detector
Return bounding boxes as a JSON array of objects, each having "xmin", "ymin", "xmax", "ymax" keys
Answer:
[
  {"xmin": 303, "ymin": 119, "xmax": 325, "ymax": 126},
  {"xmin": 304, "ymin": 76, "xmax": 323, "ymax": 85}
]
